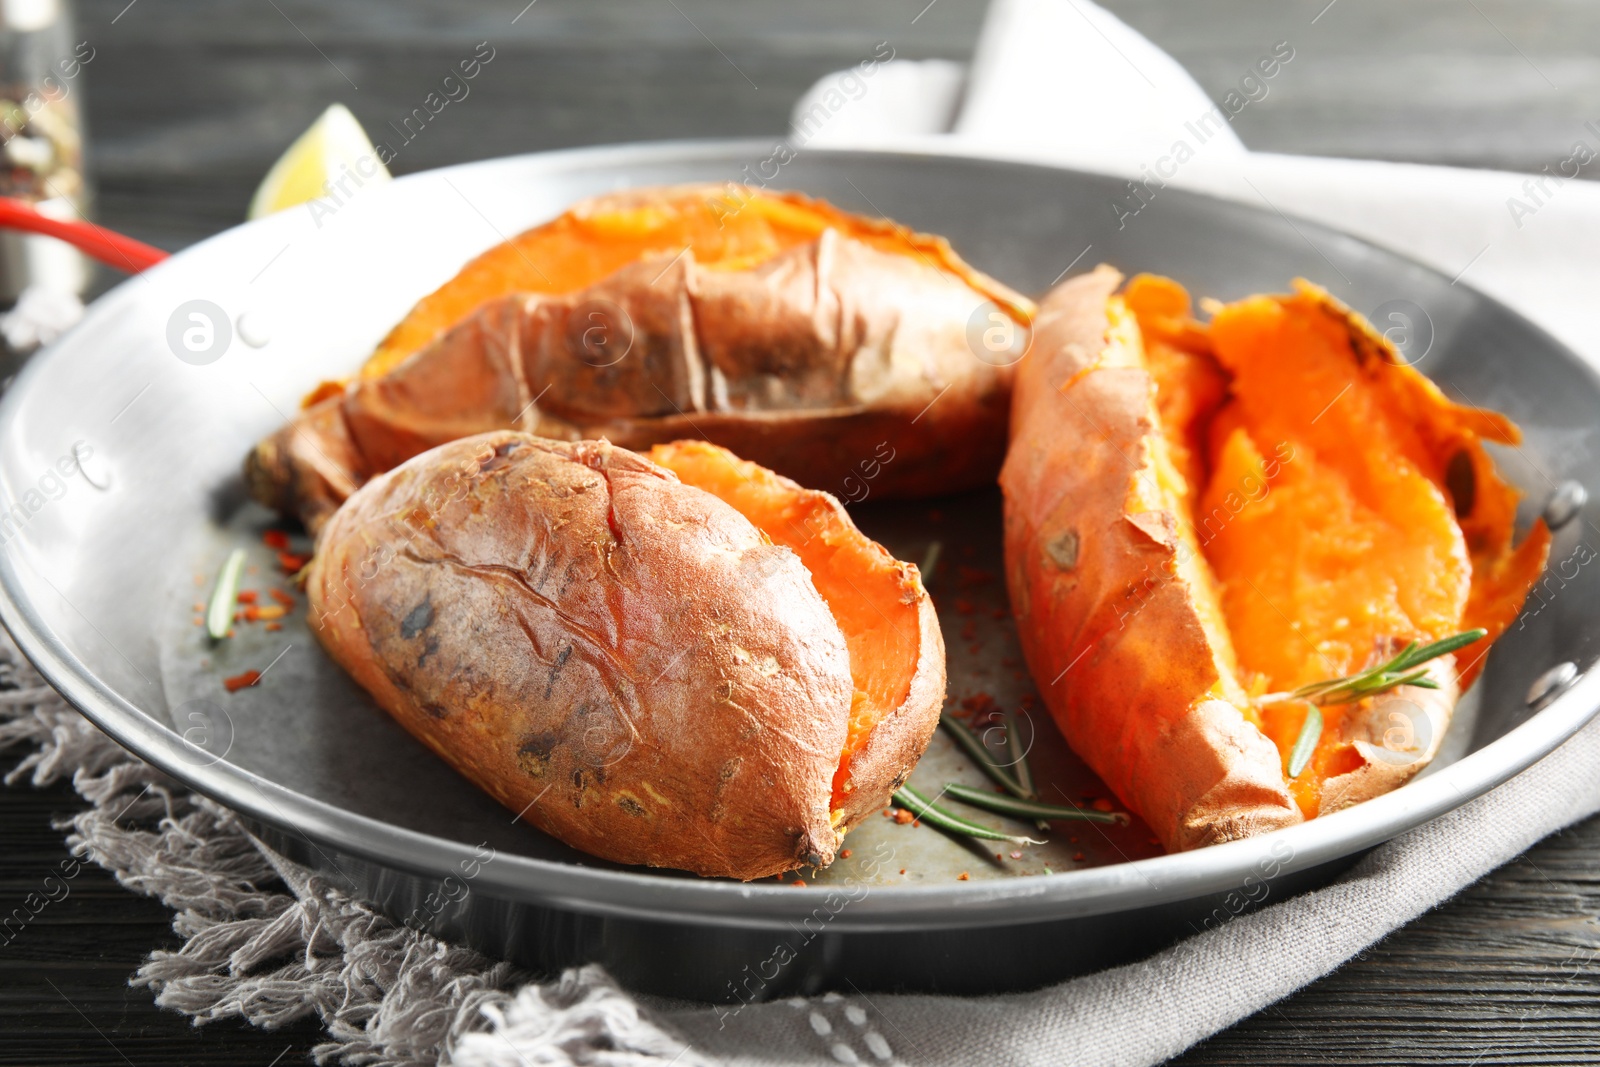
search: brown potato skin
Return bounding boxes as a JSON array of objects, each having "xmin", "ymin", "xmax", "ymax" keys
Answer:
[
  {"xmin": 306, "ymin": 431, "xmax": 855, "ymax": 880},
  {"xmin": 1001, "ymin": 266, "xmax": 1302, "ymax": 851},
  {"xmin": 250, "ymin": 229, "xmax": 1017, "ymax": 532}
]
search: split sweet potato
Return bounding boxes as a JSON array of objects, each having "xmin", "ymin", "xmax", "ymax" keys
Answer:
[
  {"xmin": 249, "ymin": 184, "xmax": 1034, "ymax": 531},
  {"xmin": 1002, "ymin": 266, "xmax": 1549, "ymax": 851},
  {"xmin": 306, "ymin": 431, "xmax": 943, "ymax": 879}
]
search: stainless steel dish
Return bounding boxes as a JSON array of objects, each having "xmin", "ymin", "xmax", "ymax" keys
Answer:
[{"xmin": 1, "ymin": 141, "xmax": 1596, "ymax": 1001}]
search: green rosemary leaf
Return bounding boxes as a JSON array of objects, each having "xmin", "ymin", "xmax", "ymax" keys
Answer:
[
  {"xmin": 1256, "ymin": 628, "xmax": 1486, "ymax": 708},
  {"xmin": 893, "ymin": 785, "xmax": 1045, "ymax": 846},
  {"xmin": 939, "ymin": 713, "xmax": 1029, "ymax": 798},
  {"xmin": 1287, "ymin": 704, "xmax": 1323, "ymax": 779},
  {"xmin": 943, "ymin": 782, "xmax": 1127, "ymax": 825},
  {"xmin": 205, "ymin": 549, "xmax": 248, "ymax": 641}
]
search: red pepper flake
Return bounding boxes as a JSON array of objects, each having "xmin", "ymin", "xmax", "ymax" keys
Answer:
[
  {"xmin": 991, "ymin": 606, "xmax": 1008, "ymax": 620},
  {"xmin": 927, "ymin": 509, "xmax": 943, "ymax": 522},
  {"xmin": 995, "ymin": 853, "xmax": 1004, "ymax": 861},
  {"xmin": 242, "ymin": 606, "xmax": 260, "ymax": 623},
  {"xmin": 191, "ymin": 615, "xmax": 203, "ymax": 627},
  {"xmin": 265, "ymin": 622, "xmax": 283, "ymax": 632},
  {"xmin": 790, "ymin": 880, "xmax": 805, "ymax": 888},
  {"xmin": 277, "ymin": 551, "xmax": 310, "ymax": 574},
  {"xmin": 953, "ymin": 597, "xmax": 976, "ymax": 616},
  {"xmin": 1073, "ymin": 852, "xmax": 1085, "ymax": 862},
  {"xmin": 960, "ymin": 619, "xmax": 977, "ymax": 641},
  {"xmin": 223, "ymin": 670, "xmax": 261, "ymax": 692},
  {"xmin": 262, "ymin": 530, "xmax": 291, "ymax": 551},
  {"xmin": 960, "ymin": 693, "xmax": 998, "ymax": 718},
  {"xmin": 839, "ymin": 849, "xmax": 852, "ymax": 859},
  {"xmin": 1092, "ymin": 798, "xmax": 1114, "ymax": 813},
  {"xmin": 893, "ymin": 808, "xmax": 915, "ymax": 825},
  {"xmin": 191, "ymin": 602, "xmax": 204, "ymax": 613},
  {"xmin": 269, "ymin": 588, "xmax": 296, "ymax": 608},
  {"xmin": 899, "ymin": 868, "xmax": 907, "ymax": 875},
  {"xmin": 966, "ymin": 643, "xmax": 982, "ymax": 655},
  {"xmin": 236, "ymin": 590, "xmax": 259, "ymax": 605},
  {"xmin": 1020, "ymin": 694, "xmax": 1038, "ymax": 709},
  {"xmin": 956, "ymin": 565, "xmax": 994, "ymax": 585},
  {"xmin": 957, "ymin": 872, "xmax": 970, "ymax": 881}
]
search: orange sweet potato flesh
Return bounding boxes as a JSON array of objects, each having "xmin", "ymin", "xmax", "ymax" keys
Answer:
[
  {"xmin": 1004, "ymin": 267, "xmax": 1548, "ymax": 850},
  {"xmin": 647, "ymin": 440, "xmax": 945, "ymax": 830}
]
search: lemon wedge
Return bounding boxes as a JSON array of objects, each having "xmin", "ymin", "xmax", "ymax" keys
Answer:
[{"xmin": 247, "ymin": 103, "xmax": 391, "ymax": 220}]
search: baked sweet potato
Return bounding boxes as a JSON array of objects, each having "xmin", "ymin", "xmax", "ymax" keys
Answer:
[
  {"xmin": 306, "ymin": 431, "xmax": 943, "ymax": 879},
  {"xmin": 1002, "ymin": 266, "xmax": 1549, "ymax": 851},
  {"xmin": 249, "ymin": 184, "xmax": 1034, "ymax": 531}
]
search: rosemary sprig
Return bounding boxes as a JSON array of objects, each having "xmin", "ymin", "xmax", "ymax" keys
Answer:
[
  {"xmin": 1002, "ymin": 708, "xmax": 1034, "ymax": 797},
  {"xmin": 205, "ymin": 549, "xmax": 248, "ymax": 641},
  {"xmin": 939, "ymin": 713, "xmax": 1029, "ymax": 798},
  {"xmin": 892, "ymin": 785, "xmax": 1045, "ymax": 846},
  {"xmin": 1286, "ymin": 704, "xmax": 1322, "ymax": 779},
  {"xmin": 1254, "ymin": 629, "xmax": 1486, "ymax": 708},
  {"xmin": 942, "ymin": 782, "xmax": 1127, "ymax": 825}
]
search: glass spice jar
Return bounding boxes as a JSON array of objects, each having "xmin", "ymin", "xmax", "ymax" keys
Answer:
[{"xmin": 0, "ymin": 0, "xmax": 90, "ymax": 302}]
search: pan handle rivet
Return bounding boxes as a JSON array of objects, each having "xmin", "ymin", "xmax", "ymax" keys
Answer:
[
  {"xmin": 1527, "ymin": 661, "xmax": 1579, "ymax": 711},
  {"xmin": 1543, "ymin": 481, "xmax": 1587, "ymax": 530}
]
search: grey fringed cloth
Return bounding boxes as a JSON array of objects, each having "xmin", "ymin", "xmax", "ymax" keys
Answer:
[{"xmin": 5, "ymin": 626, "xmax": 1600, "ymax": 1067}]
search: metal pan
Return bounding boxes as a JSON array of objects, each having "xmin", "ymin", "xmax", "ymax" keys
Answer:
[{"xmin": 1, "ymin": 141, "xmax": 1596, "ymax": 1002}]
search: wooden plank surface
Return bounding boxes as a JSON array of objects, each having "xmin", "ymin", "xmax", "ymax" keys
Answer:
[{"xmin": 3, "ymin": 1, "xmax": 1598, "ymax": 1063}]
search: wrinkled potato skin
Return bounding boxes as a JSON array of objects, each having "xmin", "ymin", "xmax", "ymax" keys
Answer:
[
  {"xmin": 307, "ymin": 432, "xmax": 854, "ymax": 880},
  {"xmin": 1001, "ymin": 267, "xmax": 1302, "ymax": 851},
  {"xmin": 250, "ymin": 228, "xmax": 1016, "ymax": 532}
]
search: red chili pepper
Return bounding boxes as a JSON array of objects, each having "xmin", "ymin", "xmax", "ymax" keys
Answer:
[{"xmin": 223, "ymin": 670, "xmax": 261, "ymax": 693}]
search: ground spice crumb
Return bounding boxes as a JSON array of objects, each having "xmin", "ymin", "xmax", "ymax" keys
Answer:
[
  {"xmin": 191, "ymin": 602, "xmax": 204, "ymax": 613},
  {"xmin": 893, "ymin": 808, "xmax": 915, "ymax": 825},
  {"xmin": 194, "ymin": 573, "xmax": 204, "ymax": 586},
  {"xmin": 246, "ymin": 564, "xmax": 259, "ymax": 575},
  {"xmin": 265, "ymin": 622, "xmax": 283, "ymax": 632},
  {"xmin": 1092, "ymin": 798, "xmax": 1114, "ymax": 813},
  {"xmin": 899, "ymin": 868, "xmax": 906, "ymax": 875},
  {"xmin": 223, "ymin": 670, "xmax": 261, "ymax": 692},
  {"xmin": 839, "ymin": 849, "xmax": 852, "ymax": 858},
  {"xmin": 191, "ymin": 616, "xmax": 203, "ymax": 627},
  {"xmin": 957, "ymin": 872, "xmax": 970, "ymax": 881}
]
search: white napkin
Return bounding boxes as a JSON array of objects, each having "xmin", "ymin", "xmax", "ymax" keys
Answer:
[{"xmin": 462, "ymin": 5, "xmax": 1600, "ymax": 1064}]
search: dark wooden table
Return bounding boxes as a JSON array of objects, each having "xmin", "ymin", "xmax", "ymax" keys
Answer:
[{"xmin": 4, "ymin": 1, "xmax": 1599, "ymax": 1063}]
